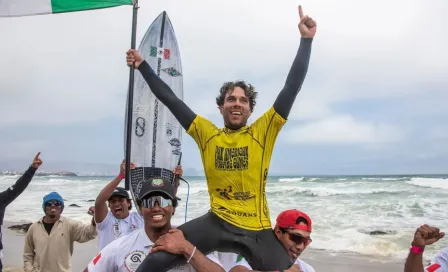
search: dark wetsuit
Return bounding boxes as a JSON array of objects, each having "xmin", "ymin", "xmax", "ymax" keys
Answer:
[
  {"xmin": 0, "ymin": 166, "xmax": 36, "ymax": 269},
  {"xmin": 135, "ymin": 37, "xmax": 313, "ymax": 271}
]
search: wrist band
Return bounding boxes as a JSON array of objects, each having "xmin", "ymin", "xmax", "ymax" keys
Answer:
[
  {"xmin": 410, "ymin": 245, "xmax": 425, "ymax": 254},
  {"xmin": 117, "ymin": 173, "xmax": 125, "ymax": 179},
  {"xmin": 187, "ymin": 246, "xmax": 197, "ymax": 263}
]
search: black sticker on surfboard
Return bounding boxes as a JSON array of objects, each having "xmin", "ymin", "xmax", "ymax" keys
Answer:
[{"xmin": 161, "ymin": 67, "xmax": 182, "ymax": 77}]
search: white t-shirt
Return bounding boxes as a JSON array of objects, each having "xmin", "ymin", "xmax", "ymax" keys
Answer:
[
  {"xmin": 426, "ymin": 247, "xmax": 448, "ymax": 272},
  {"xmin": 216, "ymin": 252, "xmax": 239, "ymax": 271},
  {"xmin": 229, "ymin": 254, "xmax": 315, "ymax": 272},
  {"xmin": 86, "ymin": 228, "xmax": 224, "ymax": 272},
  {"xmin": 96, "ymin": 211, "xmax": 144, "ymax": 251}
]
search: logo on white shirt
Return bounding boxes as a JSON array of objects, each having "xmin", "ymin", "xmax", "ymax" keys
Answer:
[{"xmin": 124, "ymin": 250, "xmax": 147, "ymax": 272}]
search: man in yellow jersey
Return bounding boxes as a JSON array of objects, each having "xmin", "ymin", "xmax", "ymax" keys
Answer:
[{"xmin": 127, "ymin": 5, "xmax": 317, "ymax": 271}]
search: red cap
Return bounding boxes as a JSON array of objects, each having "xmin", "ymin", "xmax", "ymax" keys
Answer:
[{"xmin": 275, "ymin": 209, "xmax": 312, "ymax": 232}]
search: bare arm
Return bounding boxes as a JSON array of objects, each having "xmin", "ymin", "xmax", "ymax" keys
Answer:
[
  {"xmin": 404, "ymin": 225, "xmax": 446, "ymax": 272},
  {"xmin": 181, "ymin": 243, "xmax": 225, "ymax": 272},
  {"xmin": 404, "ymin": 251, "xmax": 425, "ymax": 272},
  {"xmin": 94, "ymin": 175, "xmax": 122, "ymax": 223},
  {"xmin": 137, "ymin": 60, "xmax": 197, "ymax": 130},
  {"xmin": 95, "ymin": 160, "xmax": 133, "ymax": 223}
]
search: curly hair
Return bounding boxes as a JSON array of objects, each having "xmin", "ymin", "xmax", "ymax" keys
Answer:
[{"xmin": 215, "ymin": 80, "xmax": 258, "ymax": 111}]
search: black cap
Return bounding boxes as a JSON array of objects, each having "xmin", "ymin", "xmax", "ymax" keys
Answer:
[
  {"xmin": 109, "ymin": 187, "xmax": 131, "ymax": 200},
  {"xmin": 138, "ymin": 177, "xmax": 175, "ymax": 200}
]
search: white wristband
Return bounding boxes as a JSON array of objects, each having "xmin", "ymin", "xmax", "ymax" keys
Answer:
[{"xmin": 187, "ymin": 246, "xmax": 197, "ymax": 263}]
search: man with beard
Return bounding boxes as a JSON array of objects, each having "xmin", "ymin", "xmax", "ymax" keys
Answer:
[
  {"xmin": 94, "ymin": 159, "xmax": 183, "ymax": 250},
  {"xmin": 23, "ymin": 192, "xmax": 97, "ymax": 272},
  {"xmin": 85, "ymin": 177, "xmax": 224, "ymax": 272},
  {"xmin": 0, "ymin": 152, "xmax": 42, "ymax": 270},
  {"xmin": 126, "ymin": 5, "xmax": 316, "ymax": 271},
  {"xmin": 229, "ymin": 209, "xmax": 315, "ymax": 272}
]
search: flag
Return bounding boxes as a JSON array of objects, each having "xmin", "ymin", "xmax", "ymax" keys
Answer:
[
  {"xmin": 0, "ymin": 0, "xmax": 133, "ymax": 18},
  {"xmin": 150, "ymin": 46, "xmax": 170, "ymax": 60}
]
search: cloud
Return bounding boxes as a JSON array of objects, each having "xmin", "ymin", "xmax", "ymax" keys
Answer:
[
  {"xmin": 0, "ymin": 0, "xmax": 447, "ymax": 173},
  {"xmin": 1, "ymin": 0, "xmax": 446, "ymax": 126},
  {"xmin": 284, "ymin": 114, "xmax": 403, "ymax": 145}
]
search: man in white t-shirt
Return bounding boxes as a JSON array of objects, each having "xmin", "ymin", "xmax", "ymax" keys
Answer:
[
  {"xmin": 85, "ymin": 177, "xmax": 224, "ymax": 272},
  {"xmin": 403, "ymin": 224, "xmax": 446, "ymax": 272},
  {"xmin": 229, "ymin": 209, "xmax": 315, "ymax": 272},
  {"xmin": 93, "ymin": 159, "xmax": 183, "ymax": 250}
]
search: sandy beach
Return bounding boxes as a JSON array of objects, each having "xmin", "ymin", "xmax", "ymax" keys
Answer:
[{"xmin": 2, "ymin": 222, "xmax": 406, "ymax": 272}]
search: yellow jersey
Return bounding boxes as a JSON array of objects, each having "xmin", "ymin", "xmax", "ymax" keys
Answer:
[{"xmin": 186, "ymin": 106, "xmax": 286, "ymax": 231}]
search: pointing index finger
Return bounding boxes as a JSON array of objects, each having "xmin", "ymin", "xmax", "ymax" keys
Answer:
[
  {"xmin": 298, "ymin": 5, "xmax": 304, "ymax": 19},
  {"xmin": 34, "ymin": 152, "xmax": 41, "ymax": 160}
]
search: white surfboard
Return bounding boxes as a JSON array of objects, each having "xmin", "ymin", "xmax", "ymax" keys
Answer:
[{"xmin": 124, "ymin": 11, "xmax": 183, "ymax": 209}]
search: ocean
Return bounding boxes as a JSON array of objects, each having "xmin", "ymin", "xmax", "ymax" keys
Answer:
[{"xmin": 1, "ymin": 174, "xmax": 447, "ymax": 262}]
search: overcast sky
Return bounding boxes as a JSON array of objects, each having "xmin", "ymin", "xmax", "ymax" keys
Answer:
[{"xmin": 0, "ymin": 0, "xmax": 447, "ymax": 175}]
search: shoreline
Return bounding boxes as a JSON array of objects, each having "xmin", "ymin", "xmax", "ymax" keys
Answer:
[{"xmin": 2, "ymin": 221, "xmax": 406, "ymax": 272}]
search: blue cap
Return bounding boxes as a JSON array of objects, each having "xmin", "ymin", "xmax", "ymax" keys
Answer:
[{"xmin": 42, "ymin": 192, "xmax": 64, "ymax": 212}]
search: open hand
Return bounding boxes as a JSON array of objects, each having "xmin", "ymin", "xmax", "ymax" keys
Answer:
[
  {"xmin": 120, "ymin": 159, "xmax": 136, "ymax": 178},
  {"xmin": 31, "ymin": 152, "xmax": 42, "ymax": 169},
  {"xmin": 151, "ymin": 229, "xmax": 189, "ymax": 255},
  {"xmin": 412, "ymin": 224, "xmax": 445, "ymax": 247},
  {"xmin": 298, "ymin": 5, "xmax": 317, "ymax": 38},
  {"xmin": 126, "ymin": 49, "xmax": 143, "ymax": 69}
]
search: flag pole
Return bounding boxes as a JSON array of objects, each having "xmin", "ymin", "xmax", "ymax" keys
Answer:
[{"xmin": 125, "ymin": 0, "xmax": 139, "ymax": 190}]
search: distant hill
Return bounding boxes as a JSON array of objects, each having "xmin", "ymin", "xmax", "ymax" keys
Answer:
[
  {"xmin": 0, "ymin": 159, "xmax": 206, "ymax": 176},
  {"xmin": 1, "ymin": 170, "xmax": 77, "ymax": 176}
]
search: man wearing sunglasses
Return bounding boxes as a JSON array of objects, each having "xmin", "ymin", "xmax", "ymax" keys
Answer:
[
  {"xmin": 93, "ymin": 159, "xmax": 183, "ymax": 251},
  {"xmin": 85, "ymin": 177, "xmax": 225, "ymax": 272},
  {"xmin": 229, "ymin": 209, "xmax": 315, "ymax": 272},
  {"xmin": 23, "ymin": 191, "xmax": 97, "ymax": 272}
]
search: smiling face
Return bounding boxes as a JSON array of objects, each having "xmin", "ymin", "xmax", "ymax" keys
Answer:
[
  {"xmin": 219, "ymin": 87, "xmax": 252, "ymax": 129},
  {"xmin": 216, "ymin": 81, "xmax": 258, "ymax": 130},
  {"xmin": 140, "ymin": 193, "xmax": 175, "ymax": 231},
  {"xmin": 108, "ymin": 196, "xmax": 131, "ymax": 219},
  {"xmin": 44, "ymin": 200, "xmax": 62, "ymax": 219},
  {"xmin": 275, "ymin": 223, "xmax": 312, "ymax": 260}
]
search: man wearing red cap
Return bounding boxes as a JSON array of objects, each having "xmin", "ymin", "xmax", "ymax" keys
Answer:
[{"xmin": 229, "ymin": 209, "xmax": 315, "ymax": 272}]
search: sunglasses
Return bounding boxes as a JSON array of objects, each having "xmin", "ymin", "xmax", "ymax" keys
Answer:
[
  {"xmin": 281, "ymin": 228, "xmax": 312, "ymax": 246},
  {"xmin": 45, "ymin": 200, "xmax": 62, "ymax": 207},
  {"xmin": 142, "ymin": 196, "xmax": 172, "ymax": 209}
]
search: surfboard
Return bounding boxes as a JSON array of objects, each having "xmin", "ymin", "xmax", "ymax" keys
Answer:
[{"xmin": 124, "ymin": 11, "xmax": 183, "ymax": 210}]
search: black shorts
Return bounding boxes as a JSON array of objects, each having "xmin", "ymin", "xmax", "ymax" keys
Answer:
[{"xmin": 135, "ymin": 212, "xmax": 293, "ymax": 271}]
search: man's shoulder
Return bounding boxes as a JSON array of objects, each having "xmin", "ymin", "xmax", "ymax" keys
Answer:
[
  {"xmin": 62, "ymin": 216, "xmax": 82, "ymax": 225},
  {"xmin": 130, "ymin": 211, "xmax": 143, "ymax": 219},
  {"xmin": 189, "ymin": 115, "xmax": 218, "ymax": 130},
  {"xmin": 102, "ymin": 229, "xmax": 137, "ymax": 250},
  {"xmin": 297, "ymin": 259, "xmax": 315, "ymax": 272},
  {"xmin": 28, "ymin": 221, "xmax": 40, "ymax": 230}
]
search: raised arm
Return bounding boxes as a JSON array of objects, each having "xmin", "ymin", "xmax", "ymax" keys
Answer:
[
  {"xmin": 0, "ymin": 152, "xmax": 41, "ymax": 206},
  {"xmin": 273, "ymin": 5, "xmax": 316, "ymax": 120},
  {"xmin": 94, "ymin": 160, "xmax": 134, "ymax": 224},
  {"xmin": 404, "ymin": 225, "xmax": 445, "ymax": 272},
  {"xmin": 126, "ymin": 49, "xmax": 196, "ymax": 131}
]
